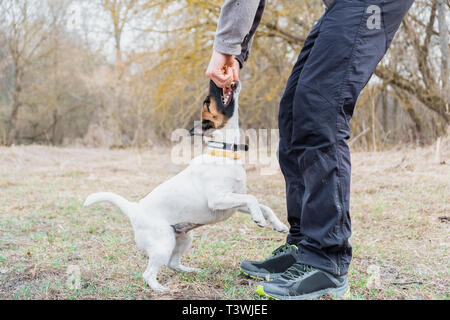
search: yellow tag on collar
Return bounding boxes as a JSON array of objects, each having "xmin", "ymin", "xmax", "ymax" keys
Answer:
[{"xmin": 207, "ymin": 149, "xmax": 241, "ymax": 159}]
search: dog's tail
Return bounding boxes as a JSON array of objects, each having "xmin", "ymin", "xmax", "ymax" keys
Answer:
[{"xmin": 83, "ymin": 192, "xmax": 136, "ymax": 219}]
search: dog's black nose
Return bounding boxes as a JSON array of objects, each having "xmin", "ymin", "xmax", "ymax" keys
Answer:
[{"xmin": 188, "ymin": 124, "xmax": 204, "ymax": 136}]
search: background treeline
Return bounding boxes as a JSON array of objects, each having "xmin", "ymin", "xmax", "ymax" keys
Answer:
[{"xmin": 0, "ymin": 0, "xmax": 448, "ymax": 150}]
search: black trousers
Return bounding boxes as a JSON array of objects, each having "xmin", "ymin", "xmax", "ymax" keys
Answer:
[{"xmin": 278, "ymin": 0, "xmax": 414, "ymax": 276}]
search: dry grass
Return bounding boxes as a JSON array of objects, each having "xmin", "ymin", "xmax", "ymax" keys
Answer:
[{"xmin": 0, "ymin": 142, "xmax": 448, "ymax": 300}]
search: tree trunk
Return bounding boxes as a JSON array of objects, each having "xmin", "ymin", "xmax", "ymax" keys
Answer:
[
  {"xmin": 51, "ymin": 109, "xmax": 59, "ymax": 145},
  {"xmin": 437, "ymin": 0, "xmax": 449, "ymax": 107},
  {"xmin": 394, "ymin": 88, "xmax": 423, "ymax": 143},
  {"xmin": 382, "ymin": 87, "xmax": 388, "ymax": 134},
  {"xmin": 6, "ymin": 63, "xmax": 22, "ymax": 146}
]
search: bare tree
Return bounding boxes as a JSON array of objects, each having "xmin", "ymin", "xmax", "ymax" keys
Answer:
[
  {"xmin": 0, "ymin": 0, "xmax": 446, "ymax": 148},
  {"xmin": 0, "ymin": 0, "xmax": 61, "ymax": 145},
  {"xmin": 99, "ymin": 0, "xmax": 146, "ymax": 75},
  {"xmin": 374, "ymin": 0, "xmax": 449, "ymax": 128}
]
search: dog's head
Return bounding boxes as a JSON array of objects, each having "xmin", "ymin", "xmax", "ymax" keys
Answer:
[{"xmin": 189, "ymin": 80, "xmax": 240, "ymax": 136}]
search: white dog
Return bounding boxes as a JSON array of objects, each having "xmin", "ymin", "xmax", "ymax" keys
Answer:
[{"xmin": 84, "ymin": 81, "xmax": 288, "ymax": 292}]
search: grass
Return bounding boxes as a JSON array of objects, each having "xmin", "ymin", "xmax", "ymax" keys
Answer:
[{"xmin": 0, "ymin": 142, "xmax": 448, "ymax": 300}]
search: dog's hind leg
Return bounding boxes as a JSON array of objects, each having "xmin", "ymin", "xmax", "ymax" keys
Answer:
[
  {"xmin": 141, "ymin": 221, "xmax": 176, "ymax": 292},
  {"xmin": 168, "ymin": 231, "xmax": 201, "ymax": 273}
]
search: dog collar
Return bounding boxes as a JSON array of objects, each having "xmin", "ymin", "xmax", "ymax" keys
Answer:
[
  {"xmin": 207, "ymin": 149, "xmax": 241, "ymax": 160},
  {"xmin": 206, "ymin": 141, "xmax": 249, "ymax": 152}
]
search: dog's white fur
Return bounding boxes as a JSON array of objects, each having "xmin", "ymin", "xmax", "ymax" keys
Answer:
[{"xmin": 83, "ymin": 83, "xmax": 288, "ymax": 292}]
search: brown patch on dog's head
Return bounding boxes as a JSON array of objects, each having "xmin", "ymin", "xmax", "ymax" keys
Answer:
[
  {"xmin": 201, "ymin": 95, "xmax": 228, "ymax": 129},
  {"xmin": 189, "ymin": 80, "xmax": 238, "ymax": 136}
]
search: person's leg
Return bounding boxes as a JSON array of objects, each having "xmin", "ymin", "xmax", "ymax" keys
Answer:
[
  {"xmin": 290, "ymin": 0, "xmax": 414, "ymax": 277},
  {"xmin": 258, "ymin": 0, "xmax": 414, "ymax": 299},
  {"xmin": 278, "ymin": 16, "xmax": 324, "ymax": 245},
  {"xmin": 239, "ymin": 16, "xmax": 325, "ymax": 280}
]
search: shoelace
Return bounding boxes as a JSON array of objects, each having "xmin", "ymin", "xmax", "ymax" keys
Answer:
[
  {"xmin": 281, "ymin": 263, "xmax": 314, "ymax": 280},
  {"xmin": 271, "ymin": 243, "xmax": 298, "ymax": 256}
]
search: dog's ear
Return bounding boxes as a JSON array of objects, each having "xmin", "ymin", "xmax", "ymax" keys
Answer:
[
  {"xmin": 208, "ymin": 80, "xmax": 226, "ymax": 107},
  {"xmin": 203, "ymin": 95, "xmax": 211, "ymax": 109}
]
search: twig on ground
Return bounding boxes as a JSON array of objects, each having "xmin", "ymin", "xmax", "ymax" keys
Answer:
[{"xmin": 391, "ymin": 281, "xmax": 423, "ymax": 286}]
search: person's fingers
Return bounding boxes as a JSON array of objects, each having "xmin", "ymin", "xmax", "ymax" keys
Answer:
[
  {"xmin": 219, "ymin": 67, "xmax": 233, "ymax": 94},
  {"xmin": 212, "ymin": 78, "xmax": 226, "ymax": 88},
  {"xmin": 232, "ymin": 65, "xmax": 239, "ymax": 82},
  {"xmin": 205, "ymin": 65, "xmax": 215, "ymax": 78},
  {"xmin": 211, "ymin": 70, "xmax": 232, "ymax": 88},
  {"xmin": 222, "ymin": 67, "xmax": 233, "ymax": 88},
  {"xmin": 204, "ymin": 51, "xmax": 236, "ymax": 88}
]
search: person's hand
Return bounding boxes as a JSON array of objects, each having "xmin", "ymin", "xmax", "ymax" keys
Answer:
[{"xmin": 205, "ymin": 50, "xmax": 239, "ymax": 90}]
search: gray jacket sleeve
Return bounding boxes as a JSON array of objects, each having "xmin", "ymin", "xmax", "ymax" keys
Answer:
[{"xmin": 213, "ymin": 0, "xmax": 266, "ymax": 68}]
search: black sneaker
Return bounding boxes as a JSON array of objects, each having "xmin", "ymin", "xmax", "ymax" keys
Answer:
[
  {"xmin": 256, "ymin": 263, "xmax": 349, "ymax": 300},
  {"xmin": 240, "ymin": 243, "xmax": 299, "ymax": 280}
]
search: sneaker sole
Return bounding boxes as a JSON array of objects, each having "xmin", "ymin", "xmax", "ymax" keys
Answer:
[
  {"xmin": 240, "ymin": 268, "xmax": 283, "ymax": 281},
  {"xmin": 256, "ymin": 284, "xmax": 350, "ymax": 300}
]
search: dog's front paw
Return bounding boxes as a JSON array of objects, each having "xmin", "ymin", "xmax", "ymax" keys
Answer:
[
  {"xmin": 273, "ymin": 222, "xmax": 289, "ymax": 233},
  {"xmin": 249, "ymin": 205, "xmax": 266, "ymax": 228},
  {"xmin": 253, "ymin": 217, "xmax": 267, "ymax": 228}
]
